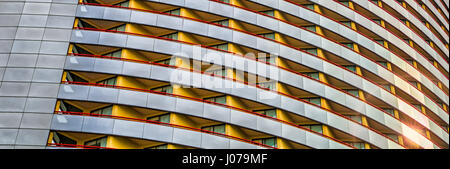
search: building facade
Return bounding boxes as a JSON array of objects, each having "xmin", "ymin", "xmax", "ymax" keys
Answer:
[{"xmin": 0, "ymin": 0, "xmax": 448, "ymax": 149}]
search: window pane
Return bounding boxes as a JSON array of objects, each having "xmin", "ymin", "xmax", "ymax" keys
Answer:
[
  {"xmin": 304, "ymin": 48, "xmax": 318, "ymax": 55},
  {"xmin": 310, "ymin": 125, "xmax": 323, "ymax": 134},
  {"xmin": 303, "ymin": 25, "xmax": 316, "ymax": 32},
  {"xmin": 160, "ymin": 114, "xmax": 170, "ymax": 123},
  {"xmin": 265, "ymin": 109, "xmax": 277, "ymax": 118},
  {"xmin": 214, "ymin": 125, "xmax": 226, "ymax": 134},
  {"xmin": 263, "ymin": 138, "xmax": 276, "ymax": 147},
  {"xmin": 215, "ymin": 96, "xmax": 227, "ymax": 104}
]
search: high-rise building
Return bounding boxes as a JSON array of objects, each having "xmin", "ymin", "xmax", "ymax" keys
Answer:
[{"xmin": 0, "ymin": 0, "xmax": 448, "ymax": 149}]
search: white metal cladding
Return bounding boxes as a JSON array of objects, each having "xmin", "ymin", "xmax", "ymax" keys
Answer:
[{"xmin": 69, "ymin": 28, "xmax": 449, "ymax": 146}]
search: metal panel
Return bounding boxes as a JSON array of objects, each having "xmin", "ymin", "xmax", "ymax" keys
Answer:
[
  {"xmin": 0, "ymin": 82, "xmax": 30, "ymax": 97},
  {"xmin": 303, "ymin": 77, "xmax": 325, "ymax": 96},
  {"xmin": 175, "ymin": 98, "xmax": 204, "ymax": 117},
  {"xmin": 81, "ymin": 116, "xmax": 114, "ymax": 134},
  {"xmin": 57, "ymin": 85, "xmax": 90, "ymax": 101},
  {"xmin": 87, "ymin": 86, "xmax": 119, "ymax": 103},
  {"xmin": 76, "ymin": 5, "xmax": 104, "ymax": 19},
  {"xmin": 230, "ymin": 109, "xmax": 257, "ymax": 130},
  {"xmin": 24, "ymin": 98, "xmax": 57, "ymax": 113},
  {"xmin": 229, "ymin": 139, "xmax": 257, "ymax": 149},
  {"xmin": 103, "ymin": 7, "xmax": 131, "ymax": 22},
  {"xmin": 183, "ymin": 19, "xmax": 208, "ymax": 36},
  {"xmin": 153, "ymin": 39, "xmax": 181, "ymax": 55},
  {"xmin": 156, "ymin": 15, "xmax": 182, "ymax": 30},
  {"xmin": 281, "ymin": 124, "xmax": 306, "ymax": 144},
  {"xmin": 0, "ymin": 129, "xmax": 18, "ymax": 145},
  {"xmin": 125, "ymin": 35, "xmax": 154, "ymax": 51},
  {"xmin": 327, "ymin": 113, "xmax": 349, "ymax": 133},
  {"xmin": 98, "ymin": 32, "xmax": 127, "ymax": 47},
  {"xmin": 0, "ymin": 97, "xmax": 26, "ymax": 112},
  {"xmin": 142, "ymin": 123, "xmax": 173, "ymax": 143},
  {"xmin": 257, "ymin": 14, "xmax": 279, "ymax": 31},
  {"xmin": 257, "ymin": 116, "xmax": 282, "ymax": 136},
  {"xmin": 15, "ymin": 129, "xmax": 49, "ymax": 146},
  {"xmin": 233, "ymin": 7, "xmax": 257, "ymax": 24},
  {"xmin": 93, "ymin": 57, "xmax": 123, "ymax": 74},
  {"xmin": 203, "ymin": 103, "xmax": 230, "ymax": 123},
  {"xmin": 232, "ymin": 31, "xmax": 257, "ymax": 49},
  {"xmin": 280, "ymin": 96, "xmax": 305, "ymax": 116},
  {"xmin": 19, "ymin": 113, "xmax": 52, "ymax": 129},
  {"xmin": 117, "ymin": 89, "xmax": 148, "ymax": 108},
  {"xmin": 305, "ymin": 132, "xmax": 329, "ymax": 149},
  {"xmin": 39, "ymin": 41, "xmax": 69, "ymax": 55},
  {"xmin": 172, "ymin": 128, "xmax": 201, "ymax": 148},
  {"xmin": 112, "ymin": 119, "xmax": 144, "ymax": 138},
  {"xmin": 304, "ymin": 104, "xmax": 327, "ymax": 124},
  {"xmin": 71, "ymin": 30, "xmax": 99, "ymax": 44},
  {"xmin": 121, "ymin": 61, "xmax": 151, "ymax": 79},
  {"xmin": 64, "ymin": 56, "xmax": 95, "ymax": 72},
  {"xmin": 347, "ymin": 122, "xmax": 369, "ymax": 141},
  {"xmin": 201, "ymin": 133, "xmax": 230, "ymax": 149},
  {"xmin": 0, "ymin": 113, "xmax": 22, "ymax": 128},
  {"xmin": 51, "ymin": 114, "xmax": 83, "ymax": 132},
  {"xmin": 147, "ymin": 93, "xmax": 176, "ymax": 112},
  {"xmin": 257, "ymin": 88, "xmax": 281, "ymax": 107},
  {"xmin": 207, "ymin": 24, "xmax": 233, "ymax": 42},
  {"xmin": 32, "ymin": 68, "xmax": 62, "ymax": 83}
]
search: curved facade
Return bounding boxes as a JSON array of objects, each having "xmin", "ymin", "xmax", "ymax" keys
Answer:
[{"xmin": 0, "ymin": 0, "xmax": 448, "ymax": 149}]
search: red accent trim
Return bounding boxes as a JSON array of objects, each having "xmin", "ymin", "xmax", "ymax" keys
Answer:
[
  {"xmin": 55, "ymin": 111, "xmax": 278, "ymax": 149},
  {"xmin": 70, "ymin": 4, "xmax": 448, "ymax": 147},
  {"xmin": 77, "ymin": 2, "xmax": 450, "ymax": 114},
  {"xmin": 72, "ymin": 26, "xmax": 450, "ymax": 137},
  {"xmin": 47, "ymin": 143, "xmax": 115, "ymax": 149},
  {"xmin": 67, "ymin": 53, "xmax": 448, "ymax": 148}
]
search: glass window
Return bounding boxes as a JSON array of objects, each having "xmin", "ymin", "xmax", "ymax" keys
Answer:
[
  {"xmin": 91, "ymin": 105, "xmax": 113, "ymax": 116},
  {"xmin": 303, "ymin": 98, "xmax": 321, "ymax": 106},
  {"xmin": 344, "ymin": 65, "xmax": 357, "ymax": 72},
  {"xmin": 113, "ymin": 0, "xmax": 129, "ymax": 7},
  {"xmin": 65, "ymin": 72, "xmax": 88, "ymax": 83},
  {"xmin": 304, "ymin": 48, "xmax": 318, "ymax": 55},
  {"xmin": 345, "ymin": 89, "xmax": 360, "ymax": 97},
  {"xmin": 213, "ymin": 19, "xmax": 229, "ymax": 27},
  {"xmin": 300, "ymin": 124, "xmax": 323, "ymax": 134},
  {"xmin": 155, "ymin": 58, "xmax": 176, "ymax": 66},
  {"xmin": 147, "ymin": 114, "xmax": 170, "ymax": 123},
  {"xmin": 377, "ymin": 61, "xmax": 388, "ymax": 68},
  {"xmin": 305, "ymin": 72, "xmax": 320, "ymax": 80},
  {"xmin": 349, "ymin": 142, "xmax": 365, "ymax": 149},
  {"xmin": 340, "ymin": 21, "xmax": 352, "ymax": 27},
  {"xmin": 386, "ymin": 134, "xmax": 399, "ymax": 142},
  {"xmin": 255, "ymin": 109, "xmax": 277, "ymax": 118},
  {"xmin": 383, "ymin": 108, "xmax": 395, "ymax": 116},
  {"xmin": 339, "ymin": 1, "xmax": 350, "ymax": 7},
  {"xmin": 210, "ymin": 43, "xmax": 228, "ymax": 51},
  {"xmin": 342, "ymin": 43, "xmax": 354, "ymax": 49},
  {"xmin": 84, "ymin": 137, "xmax": 107, "ymax": 148},
  {"xmin": 152, "ymin": 85, "xmax": 173, "ymax": 94},
  {"xmin": 346, "ymin": 115, "xmax": 362, "ymax": 124},
  {"xmin": 217, "ymin": 0, "xmax": 230, "ymax": 3},
  {"xmin": 160, "ymin": 32, "xmax": 178, "ymax": 40},
  {"xmin": 206, "ymin": 68, "xmax": 227, "ymax": 77},
  {"xmin": 258, "ymin": 81, "xmax": 276, "ymax": 90},
  {"xmin": 372, "ymin": 19, "xmax": 382, "ymax": 25},
  {"xmin": 109, "ymin": 24, "xmax": 126, "ymax": 32},
  {"xmin": 413, "ymin": 104, "xmax": 422, "ymax": 111},
  {"xmin": 258, "ymin": 56, "xmax": 276, "ymax": 64},
  {"xmin": 375, "ymin": 40, "xmax": 385, "ymax": 45},
  {"xmin": 382, "ymin": 84, "xmax": 391, "ymax": 92},
  {"xmin": 52, "ymin": 132, "xmax": 76, "ymax": 145},
  {"xmin": 98, "ymin": 77, "xmax": 117, "ymax": 86},
  {"xmin": 164, "ymin": 9, "xmax": 180, "ymax": 15},
  {"xmin": 205, "ymin": 96, "xmax": 227, "ymax": 105},
  {"xmin": 303, "ymin": 25, "xmax": 316, "ymax": 32},
  {"xmin": 409, "ymin": 81, "xmax": 419, "ymax": 88},
  {"xmin": 104, "ymin": 49, "xmax": 122, "ymax": 58},
  {"xmin": 260, "ymin": 10, "xmax": 274, "ymax": 16},
  {"xmin": 146, "ymin": 144, "xmax": 168, "ymax": 149},
  {"xmin": 259, "ymin": 33, "xmax": 275, "ymax": 40},
  {"xmin": 202, "ymin": 124, "xmax": 226, "ymax": 134},
  {"xmin": 304, "ymin": 4, "xmax": 315, "ymax": 10},
  {"xmin": 253, "ymin": 137, "xmax": 277, "ymax": 147},
  {"xmin": 60, "ymin": 101, "xmax": 83, "ymax": 112}
]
